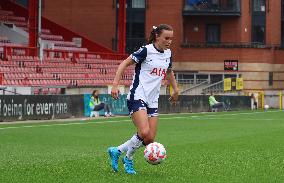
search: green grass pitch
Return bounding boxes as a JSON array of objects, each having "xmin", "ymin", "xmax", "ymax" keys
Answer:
[{"xmin": 0, "ymin": 110, "xmax": 284, "ymax": 183}]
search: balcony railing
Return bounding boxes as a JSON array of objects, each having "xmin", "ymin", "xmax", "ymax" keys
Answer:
[
  {"xmin": 183, "ymin": 0, "xmax": 241, "ymax": 16},
  {"xmin": 181, "ymin": 42, "xmax": 273, "ymax": 49}
]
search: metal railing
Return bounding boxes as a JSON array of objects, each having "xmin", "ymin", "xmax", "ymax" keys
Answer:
[
  {"xmin": 43, "ymin": 49, "xmax": 128, "ymax": 60},
  {"xmin": 202, "ymin": 80, "xmax": 224, "ymax": 94},
  {"xmin": 2, "ymin": 45, "xmax": 37, "ymax": 59},
  {"xmin": 177, "ymin": 78, "xmax": 208, "ymax": 85},
  {"xmin": 181, "ymin": 42, "xmax": 273, "ymax": 49},
  {"xmin": 177, "ymin": 79, "xmax": 195, "ymax": 84},
  {"xmin": 181, "ymin": 80, "xmax": 209, "ymax": 95},
  {"xmin": 183, "ymin": 0, "xmax": 241, "ymax": 15}
]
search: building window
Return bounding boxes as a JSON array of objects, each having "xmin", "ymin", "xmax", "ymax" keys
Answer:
[
  {"xmin": 253, "ymin": 0, "xmax": 266, "ymax": 12},
  {"xmin": 121, "ymin": 0, "xmax": 146, "ymax": 53},
  {"xmin": 206, "ymin": 24, "xmax": 220, "ymax": 43},
  {"xmin": 252, "ymin": 25, "xmax": 265, "ymax": 43},
  {"xmin": 132, "ymin": 0, "xmax": 145, "ymax": 8},
  {"xmin": 252, "ymin": 0, "xmax": 266, "ymax": 44}
]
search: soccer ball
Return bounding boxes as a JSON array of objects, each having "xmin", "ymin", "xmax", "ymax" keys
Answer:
[
  {"xmin": 144, "ymin": 142, "xmax": 166, "ymax": 165},
  {"xmin": 264, "ymin": 104, "xmax": 269, "ymax": 110}
]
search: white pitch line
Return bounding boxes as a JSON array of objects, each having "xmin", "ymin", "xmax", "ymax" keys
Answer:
[
  {"xmin": 189, "ymin": 110, "xmax": 281, "ymax": 118},
  {"xmin": 0, "ymin": 119, "xmax": 133, "ymax": 130},
  {"xmin": 187, "ymin": 118, "xmax": 281, "ymax": 121},
  {"xmin": 0, "ymin": 110, "xmax": 281, "ymax": 130}
]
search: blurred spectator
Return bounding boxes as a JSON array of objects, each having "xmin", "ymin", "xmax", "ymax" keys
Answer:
[
  {"xmin": 251, "ymin": 93, "xmax": 258, "ymax": 110},
  {"xmin": 209, "ymin": 91, "xmax": 227, "ymax": 111},
  {"xmin": 89, "ymin": 90, "xmax": 114, "ymax": 117}
]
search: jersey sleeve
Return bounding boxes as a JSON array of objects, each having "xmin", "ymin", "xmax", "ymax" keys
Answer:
[
  {"xmin": 167, "ymin": 55, "xmax": 173, "ymax": 71},
  {"xmin": 130, "ymin": 47, "xmax": 147, "ymax": 63}
]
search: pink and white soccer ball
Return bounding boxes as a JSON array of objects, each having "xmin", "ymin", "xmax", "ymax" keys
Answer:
[{"xmin": 144, "ymin": 142, "xmax": 166, "ymax": 165}]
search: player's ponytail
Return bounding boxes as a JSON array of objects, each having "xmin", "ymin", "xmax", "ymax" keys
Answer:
[
  {"xmin": 147, "ymin": 26, "xmax": 157, "ymax": 44},
  {"xmin": 147, "ymin": 24, "xmax": 173, "ymax": 44}
]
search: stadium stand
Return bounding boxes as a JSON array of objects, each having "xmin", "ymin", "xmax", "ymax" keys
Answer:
[
  {"xmin": 0, "ymin": 5, "xmax": 88, "ymax": 52},
  {"xmin": 1, "ymin": 56, "xmax": 133, "ymax": 88},
  {"xmin": 0, "ymin": 5, "xmax": 133, "ymax": 94}
]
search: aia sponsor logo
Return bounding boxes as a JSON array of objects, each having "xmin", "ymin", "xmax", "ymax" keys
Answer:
[{"xmin": 150, "ymin": 68, "xmax": 166, "ymax": 79}]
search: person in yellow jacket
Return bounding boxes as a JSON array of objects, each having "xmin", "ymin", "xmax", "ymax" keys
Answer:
[
  {"xmin": 89, "ymin": 90, "xmax": 113, "ymax": 117},
  {"xmin": 209, "ymin": 91, "xmax": 227, "ymax": 111}
]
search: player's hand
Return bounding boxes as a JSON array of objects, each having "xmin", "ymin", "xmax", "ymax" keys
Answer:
[
  {"xmin": 169, "ymin": 90, "xmax": 179, "ymax": 105},
  {"xmin": 111, "ymin": 85, "xmax": 120, "ymax": 100}
]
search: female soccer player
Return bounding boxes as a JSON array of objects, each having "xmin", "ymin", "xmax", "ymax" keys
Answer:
[{"xmin": 108, "ymin": 24, "xmax": 179, "ymax": 174}]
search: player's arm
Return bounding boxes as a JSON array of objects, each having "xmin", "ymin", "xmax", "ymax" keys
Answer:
[
  {"xmin": 166, "ymin": 69, "xmax": 179, "ymax": 103},
  {"xmin": 111, "ymin": 56, "xmax": 135, "ymax": 99}
]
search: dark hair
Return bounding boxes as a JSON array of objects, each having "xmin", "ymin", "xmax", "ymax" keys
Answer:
[
  {"xmin": 92, "ymin": 90, "xmax": 98, "ymax": 99},
  {"xmin": 147, "ymin": 24, "xmax": 173, "ymax": 44}
]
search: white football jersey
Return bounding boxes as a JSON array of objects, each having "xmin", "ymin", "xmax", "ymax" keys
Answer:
[{"xmin": 127, "ymin": 43, "xmax": 172, "ymax": 108}]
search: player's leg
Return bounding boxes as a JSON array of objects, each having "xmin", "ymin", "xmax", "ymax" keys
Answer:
[
  {"xmin": 120, "ymin": 109, "xmax": 149, "ymax": 174},
  {"xmin": 127, "ymin": 109, "xmax": 149, "ymax": 156},
  {"xmin": 108, "ymin": 100, "xmax": 149, "ymax": 174},
  {"xmin": 114, "ymin": 110, "xmax": 148, "ymax": 155},
  {"xmin": 119, "ymin": 100, "xmax": 149, "ymax": 155},
  {"xmin": 145, "ymin": 108, "xmax": 159, "ymax": 145},
  {"xmin": 146, "ymin": 117, "xmax": 158, "ymax": 144}
]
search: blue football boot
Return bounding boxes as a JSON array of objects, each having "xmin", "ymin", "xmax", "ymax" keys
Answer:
[
  {"xmin": 122, "ymin": 156, "xmax": 136, "ymax": 175},
  {"xmin": 107, "ymin": 147, "xmax": 121, "ymax": 172}
]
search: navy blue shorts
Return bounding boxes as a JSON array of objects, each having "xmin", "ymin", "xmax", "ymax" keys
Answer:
[{"xmin": 127, "ymin": 100, "xmax": 158, "ymax": 117}]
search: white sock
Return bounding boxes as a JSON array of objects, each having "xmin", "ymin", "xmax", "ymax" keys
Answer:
[
  {"xmin": 118, "ymin": 140, "xmax": 130, "ymax": 153},
  {"xmin": 125, "ymin": 134, "xmax": 144, "ymax": 160},
  {"xmin": 118, "ymin": 133, "xmax": 144, "ymax": 159}
]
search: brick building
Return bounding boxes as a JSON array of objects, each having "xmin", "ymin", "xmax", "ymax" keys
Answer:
[{"xmin": 42, "ymin": 0, "xmax": 284, "ymax": 91}]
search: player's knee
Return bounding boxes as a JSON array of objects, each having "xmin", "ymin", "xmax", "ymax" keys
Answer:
[{"xmin": 140, "ymin": 128, "xmax": 150, "ymax": 140}]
